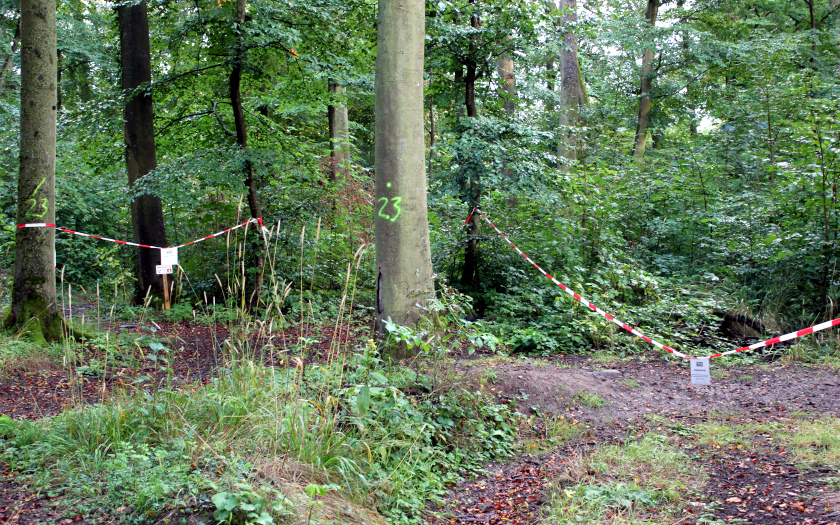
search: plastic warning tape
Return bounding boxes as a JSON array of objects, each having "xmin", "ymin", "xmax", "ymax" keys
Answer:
[
  {"xmin": 173, "ymin": 218, "xmax": 265, "ymax": 249},
  {"xmin": 469, "ymin": 207, "xmax": 840, "ymax": 360},
  {"xmin": 16, "ymin": 218, "xmax": 266, "ymax": 251}
]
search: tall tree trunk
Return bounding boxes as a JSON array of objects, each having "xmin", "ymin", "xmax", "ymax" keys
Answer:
[
  {"xmin": 118, "ymin": 2, "xmax": 168, "ymax": 305},
  {"xmin": 497, "ymin": 52, "xmax": 517, "ymax": 206},
  {"xmin": 461, "ymin": 2, "xmax": 481, "ymax": 287},
  {"xmin": 557, "ymin": 0, "xmax": 583, "ymax": 171},
  {"xmin": 497, "ymin": 53, "xmax": 515, "ymax": 115},
  {"xmin": 374, "ymin": 0, "xmax": 435, "ymax": 348},
  {"xmin": 428, "ymin": 103, "xmax": 435, "ymax": 178},
  {"xmin": 327, "ymin": 81, "xmax": 351, "ymax": 181},
  {"xmin": 4, "ymin": 0, "xmax": 62, "ymax": 344},
  {"xmin": 633, "ymin": 0, "xmax": 660, "ymax": 160},
  {"xmin": 230, "ymin": 0, "xmax": 265, "ymax": 308},
  {"xmin": 834, "ymin": 0, "xmax": 840, "ymax": 76}
]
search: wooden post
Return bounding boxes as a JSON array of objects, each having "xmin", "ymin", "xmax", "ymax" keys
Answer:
[{"xmin": 162, "ymin": 273, "xmax": 170, "ymax": 310}]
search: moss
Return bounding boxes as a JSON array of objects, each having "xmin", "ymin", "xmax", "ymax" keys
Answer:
[{"xmin": 6, "ymin": 296, "xmax": 65, "ymax": 346}]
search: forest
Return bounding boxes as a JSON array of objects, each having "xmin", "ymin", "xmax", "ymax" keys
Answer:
[{"xmin": 0, "ymin": 0, "xmax": 838, "ymax": 523}]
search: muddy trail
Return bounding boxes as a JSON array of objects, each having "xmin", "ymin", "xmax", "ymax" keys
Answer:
[{"xmin": 429, "ymin": 353, "xmax": 840, "ymax": 525}]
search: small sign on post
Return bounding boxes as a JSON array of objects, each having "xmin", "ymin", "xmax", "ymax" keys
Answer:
[
  {"xmin": 160, "ymin": 247, "xmax": 178, "ymax": 266},
  {"xmin": 690, "ymin": 358, "xmax": 711, "ymax": 385},
  {"xmin": 156, "ymin": 265, "xmax": 173, "ymax": 274}
]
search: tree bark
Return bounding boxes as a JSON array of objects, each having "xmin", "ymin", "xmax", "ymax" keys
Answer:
[
  {"xmin": 230, "ymin": 0, "xmax": 265, "ymax": 308},
  {"xmin": 461, "ymin": 2, "xmax": 480, "ymax": 287},
  {"xmin": 497, "ymin": 53, "xmax": 515, "ymax": 115},
  {"xmin": 428, "ymin": 103, "xmax": 435, "ymax": 178},
  {"xmin": 834, "ymin": 0, "xmax": 840, "ymax": 76},
  {"xmin": 327, "ymin": 81, "xmax": 351, "ymax": 181},
  {"xmin": 4, "ymin": 0, "xmax": 62, "ymax": 344},
  {"xmin": 374, "ymin": 0, "xmax": 435, "ymax": 349},
  {"xmin": 118, "ymin": 1, "xmax": 168, "ymax": 305},
  {"xmin": 557, "ymin": 0, "xmax": 584, "ymax": 171},
  {"xmin": 633, "ymin": 0, "xmax": 660, "ymax": 160}
]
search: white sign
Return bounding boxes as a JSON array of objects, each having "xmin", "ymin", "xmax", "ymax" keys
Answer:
[
  {"xmin": 690, "ymin": 358, "xmax": 711, "ymax": 385},
  {"xmin": 156, "ymin": 265, "xmax": 173, "ymax": 275},
  {"xmin": 160, "ymin": 247, "xmax": 178, "ymax": 266}
]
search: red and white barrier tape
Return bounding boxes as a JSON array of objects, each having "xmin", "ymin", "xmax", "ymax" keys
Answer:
[
  {"xmin": 468, "ymin": 207, "xmax": 840, "ymax": 360},
  {"xmin": 173, "ymin": 218, "xmax": 265, "ymax": 249},
  {"xmin": 16, "ymin": 218, "xmax": 267, "ymax": 251}
]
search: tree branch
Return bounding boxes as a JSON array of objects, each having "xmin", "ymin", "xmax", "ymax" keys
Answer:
[
  {"xmin": 155, "ymin": 109, "xmax": 213, "ymax": 136},
  {"xmin": 213, "ymin": 101, "xmax": 236, "ymax": 137},
  {"xmin": 155, "ymin": 63, "xmax": 225, "ymax": 86}
]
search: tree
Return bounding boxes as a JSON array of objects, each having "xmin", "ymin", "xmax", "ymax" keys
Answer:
[
  {"xmin": 4, "ymin": 0, "xmax": 61, "ymax": 343},
  {"xmin": 328, "ymin": 80, "xmax": 351, "ymax": 181},
  {"xmin": 632, "ymin": 0, "xmax": 660, "ymax": 160},
  {"xmin": 118, "ymin": 0, "xmax": 168, "ymax": 304},
  {"xmin": 496, "ymin": 53, "xmax": 515, "ymax": 116},
  {"xmin": 229, "ymin": 0, "xmax": 265, "ymax": 307},
  {"xmin": 374, "ymin": 0, "xmax": 435, "ymax": 345},
  {"xmin": 556, "ymin": 0, "xmax": 586, "ymax": 170}
]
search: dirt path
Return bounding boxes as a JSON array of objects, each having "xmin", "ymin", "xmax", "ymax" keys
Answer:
[{"xmin": 429, "ymin": 353, "xmax": 840, "ymax": 525}]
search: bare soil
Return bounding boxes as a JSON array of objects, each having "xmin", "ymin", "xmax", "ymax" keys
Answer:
[{"xmin": 429, "ymin": 352, "xmax": 840, "ymax": 525}]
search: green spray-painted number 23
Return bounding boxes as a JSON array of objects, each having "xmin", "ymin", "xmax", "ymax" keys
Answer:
[
  {"xmin": 377, "ymin": 197, "xmax": 402, "ymax": 222},
  {"xmin": 26, "ymin": 178, "xmax": 48, "ymax": 218}
]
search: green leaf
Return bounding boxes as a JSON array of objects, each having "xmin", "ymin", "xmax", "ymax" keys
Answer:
[{"xmin": 357, "ymin": 385, "xmax": 370, "ymax": 415}]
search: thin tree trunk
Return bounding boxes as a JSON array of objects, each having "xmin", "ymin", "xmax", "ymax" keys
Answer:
[
  {"xmin": 230, "ymin": 0, "xmax": 264, "ymax": 308},
  {"xmin": 374, "ymin": 0, "xmax": 435, "ymax": 347},
  {"xmin": 834, "ymin": 0, "xmax": 840, "ymax": 76},
  {"xmin": 633, "ymin": 0, "xmax": 660, "ymax": 160},
  {"xmin": 497, "ymin": 52, "xmax": 517, "ymax": 205},
  {"xmin": 5, "ymin": 0, "xmax": 62, "ymax": 343},
  {"xmin": 461, "ymin": 2, "xmax": 480, "ymax": 287},
  {"xmin": 428, "ymin": 104, "xmax": 435, "ymax": 178},
  {"xmin": 327, "ymin": 81, "xmax": 351, "ymax": 181},
  {"xmin": 497, "ymin": 53, "xmax": 515, "ymax": 115},
  {"xmin": 557, "ymin": 0, "xmax": 583, "ymax": 171},
  {"xmin": 55, "ymin": 48, "xmax": 61, "ymax": 112},
  {"xmin": 118, "ymin": 2, "xmax": 168, "ymax": 305}
]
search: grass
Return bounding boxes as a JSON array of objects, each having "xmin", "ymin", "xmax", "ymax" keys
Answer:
[
  {"xmin": 0, "ymin": 340, "xmax": 518, "ymax": 524},
  {"xmin": 692, "ymin": 416, "xmax": 840, "ymax": 467},
  {"xmin": 544, "ymin": 432, "xmax": 706, "ymax": 524},
  {"xmin": 574, "ymin": 391, "xmax": 608, "ymax": 408}
]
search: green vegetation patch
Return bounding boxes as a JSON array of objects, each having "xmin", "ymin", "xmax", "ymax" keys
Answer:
[{"xmin": 0, "ymin": 347, "xmax": 518, "ymax": 525}]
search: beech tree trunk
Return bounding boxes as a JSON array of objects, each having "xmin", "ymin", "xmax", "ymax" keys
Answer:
[
  {"xmin": 327, "ymin": 82, "xmax": 351, "ymax": 181},
  {"xmin": 4, "ymin": 0, "xmax": 62, "ymax": 344},
  {"xmin": 497, "ymin": 53, "xmax": 515, "ymax": 115},
  {"xmin": 118, "ymin": 2, "xmax": 168, "ymax": 304},
  {"xmin": 230, "ymin": 0, "xmax": 265, "ymax": 308},
  {"xmin": 633, "ymin": 0, "xmax": 660, "ymax": 160},
  {"xmin": 557, "ymin": 0, "xmax": 585, "ymax": 171},
  {"xmin": 374, "ymin": 0, "xmax": 435, "ymax": 347}
]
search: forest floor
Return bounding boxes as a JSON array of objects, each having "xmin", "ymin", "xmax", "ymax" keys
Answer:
[{"xmin": 0, "ymin": 316, "xmax": 837, "ymax": 525}]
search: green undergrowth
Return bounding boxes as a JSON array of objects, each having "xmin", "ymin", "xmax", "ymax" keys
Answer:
[{"xmin": 0, "ymin": 340, "xmax": 517, "ymax": 525}]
